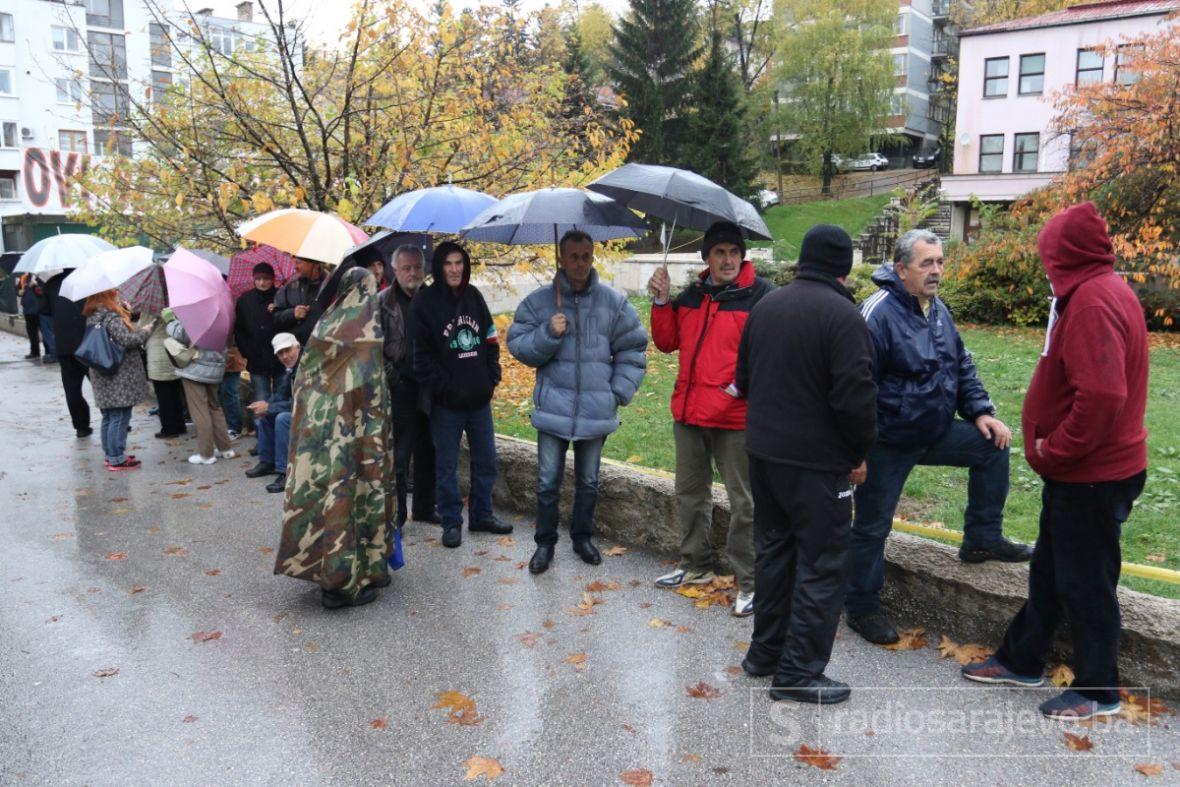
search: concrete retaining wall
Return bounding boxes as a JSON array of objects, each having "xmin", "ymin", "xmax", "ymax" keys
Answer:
[
  {"xmin": 0, "ymin": 312, "xmax": 25, "ymax": 339},
  {"xmin": 465, "ymin": 434, "xmax": 1180, "ymax": 698}
]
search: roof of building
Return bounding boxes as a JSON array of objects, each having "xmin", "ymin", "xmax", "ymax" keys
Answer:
[{"xmin": 961, "ymin": 0, "xmax": 1180, "ymax": 36}]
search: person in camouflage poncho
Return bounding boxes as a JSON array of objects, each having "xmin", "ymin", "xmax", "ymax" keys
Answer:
[{"xmin": 274, "ymin": 267, "xmax": 395, "ymax": 609}]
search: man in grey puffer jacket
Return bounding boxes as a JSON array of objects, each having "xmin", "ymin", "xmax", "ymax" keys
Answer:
[{"xmin": 508, "ymin": 230, "xmax": 648, "ymax": 574}]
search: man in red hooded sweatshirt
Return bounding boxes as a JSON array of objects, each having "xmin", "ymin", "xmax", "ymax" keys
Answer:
[{"xmin": 962, "ymin": 203, "xmax": 1149, "ymax": 721}]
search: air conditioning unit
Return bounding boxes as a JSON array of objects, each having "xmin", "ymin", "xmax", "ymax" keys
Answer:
[{"xmin": 20, "ymin": 127, "xmax": 34, "ymax": 140}]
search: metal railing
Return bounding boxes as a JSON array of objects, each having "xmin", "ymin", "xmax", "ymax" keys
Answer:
[{"xmin": 776, "ymin": 169, "xmax": 939, "ymax": 205}]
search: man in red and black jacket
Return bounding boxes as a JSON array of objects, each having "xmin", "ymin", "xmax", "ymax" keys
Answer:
[{"xmin": 647, "ymin": 221, "xmax": 773, "ymax": 617}]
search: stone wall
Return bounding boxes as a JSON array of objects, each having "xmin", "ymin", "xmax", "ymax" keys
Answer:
[{"xmin": 464, "ymin": 434, "xmax": 1180, "ymax": 697}]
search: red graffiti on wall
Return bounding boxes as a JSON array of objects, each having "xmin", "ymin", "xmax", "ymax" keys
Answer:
[{"xmin": 22, "ymin": 148, "xmax": 90, "ymax": 209}]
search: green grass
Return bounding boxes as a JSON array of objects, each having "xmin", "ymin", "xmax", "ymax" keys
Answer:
[
  {"xmin": 494, "ymin": 303, "xmax": 1180, "ymax": 599},
  {"xmin": 752, "ymin": 194, "xmax": 892, "ymax": 260}
]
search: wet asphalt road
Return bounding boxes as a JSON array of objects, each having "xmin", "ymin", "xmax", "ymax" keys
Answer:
[{"xmin": 0, "ymin": 330, "xmax": 1178, "ymax": 786}]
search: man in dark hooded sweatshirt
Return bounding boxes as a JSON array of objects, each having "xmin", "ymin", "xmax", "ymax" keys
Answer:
[
  {"xmin": 412, "ymin": 241, "xmax": 511, "ymax": 548},
  {"xmin": 963, "ymin": 202, "xmax": 1148, "ymax": 722},
  {"xmin": 736, "ymin": 225, "xmax": 877, "ymax": 704}
]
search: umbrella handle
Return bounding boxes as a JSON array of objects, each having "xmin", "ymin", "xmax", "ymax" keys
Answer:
[
  {"xmin": 661, "ymin": 214, "xmax": 678, "ymax": 265},
  {"xmin": 553, "ymin": 224, "xmax": 562, "ymax": 310}
]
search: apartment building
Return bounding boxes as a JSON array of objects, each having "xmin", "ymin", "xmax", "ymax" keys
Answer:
[
  {"xmin": 940, "ymin": 0, "xmax": 1180, "ymax": 241},
  {"xmin": 0, "ymin": 0, "xmax": 274, "ymax": 251}
]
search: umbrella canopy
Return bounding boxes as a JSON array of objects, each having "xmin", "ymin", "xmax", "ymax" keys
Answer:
[
  {"xmin": 189, "ymin": 248, "xmax": 231, "ymax": 275},
  {"xmin": 461, "ymin": 188, "xmax": 647, "ymax": 245},
  {"xmin": 59, "ymin": 246, "xmax": 155, "ymax": 301},
  {"xmin": 119, "ymin": 263, "xmax": 168, "ymax": 315},
  {"xmin": 13, "ymin": 234, "xmax": 117, "ymax": 275},
  {"xmin": 164, "ymin": 247, "xmax": 234, "ymax": 351},
  {"xmin": 587, "ymin": 163, "xmax": 772, "ymax": 240},
  {"xmin": 1, "ymin": 252, "xmax": 21, "ymax": 275},
  {"xmin": 236, "ymin": 209, "xmax": 368, "ymax": 266},
  {"xmin": 227, "ymin": 243, "xmax": 297, "ymax": 300},
  {"xmin": 366, "ymin": 185, "xmax": 498, "ymax": 235}
]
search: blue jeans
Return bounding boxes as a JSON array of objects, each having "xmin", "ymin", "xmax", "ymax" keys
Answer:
[
  {"xmin": 846, "ymin": 418, "xmax": 1010, "ymax": 617},
  {"xmin": 431, "ymin": 403, "xmax": 497, "ymax": 530},
  {"xmin": 256, "ymin": 410, "xmax": 292, "ymax": 473},
  {"xmin": 219, "ymin": 372, "xmax": 242, "ymax": 432},
  {"xmin": 100, "ymin": 406, "xmax": 132, "ymax": 464},
  {"xmin": 535, "ymin": 432, "xmax": 605, "ymax": 546},
  {"xmin": 40, "ymin": 315, "xmax": 57, "ymax": 358}
]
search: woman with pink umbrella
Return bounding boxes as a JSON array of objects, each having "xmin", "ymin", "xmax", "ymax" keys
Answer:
[{"xmin": 163, "ymin": 247, "xmax": 237, "ymax": 465}]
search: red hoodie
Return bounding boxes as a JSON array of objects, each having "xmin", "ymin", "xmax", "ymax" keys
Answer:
[{"xmin": 1022, "ymin": 202, "xmax": 1148, "ymax": 483}]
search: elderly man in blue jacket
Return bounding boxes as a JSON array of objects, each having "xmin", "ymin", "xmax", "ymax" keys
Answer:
[
  {"xmin": 508, "ymin": 230, "xmax": 649, "ymax": 575},
  {"xmin": 847, "ymin": 229, "xmax": 1032, "ymax": 646}
]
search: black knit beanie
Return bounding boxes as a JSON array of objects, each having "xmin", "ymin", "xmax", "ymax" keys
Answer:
[
  {"xmin": 797, "ymin": 224, "xmax": 853, "ymax": 278},
  {"xmin": 252, "ymin": 262, "xmax": 276, "ymax": 278},
  {"xmin": 700, "ymin": 221, "xmax": 747, "ymax": 260}
]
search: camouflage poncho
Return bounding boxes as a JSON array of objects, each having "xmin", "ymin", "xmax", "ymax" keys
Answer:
[{"xmin": 274, "ymin": 267, "xmax": 394, "ymax": 598}]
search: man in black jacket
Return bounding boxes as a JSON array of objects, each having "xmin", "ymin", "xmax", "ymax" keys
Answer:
[
  {"xmin": 736, "ymin": 224, "xmax": 877, "ymax": 705},
  {"xmin": 380, "ymin": 244, "xmax": 438, "ymax": 527},
  {"xmin": 412, "ymin": 241, "xmax": 510, "ymax": 548},
  {"xmin": 45, "ymin": 270, "xmax": 92, "ymax": 436},
  {"xmin": 234, "ymin": 262, "xmax": 282, "ymax": 402},
  {"xmin": 273, "ymin": 257, "xmax": 324, "ymax": 345}
]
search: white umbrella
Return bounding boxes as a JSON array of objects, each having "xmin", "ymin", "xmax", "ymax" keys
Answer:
[
  {"xmin": 13, "ymin": 234, "xmax": 116, "ymax": 275},
  {"xmin": 59, "ymin": 246, "xmax": 156, "ymax": 301}
]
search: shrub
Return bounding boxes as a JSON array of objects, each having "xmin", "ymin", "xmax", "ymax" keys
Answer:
[{"xmin": 753, "ymin": 260, "xmax": 878, "ymax": 302}]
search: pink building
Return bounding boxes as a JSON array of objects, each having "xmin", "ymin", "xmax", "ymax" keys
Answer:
[{"xmin": 940, "ymin": 0, "xmax": 1180, "ymax": 241}]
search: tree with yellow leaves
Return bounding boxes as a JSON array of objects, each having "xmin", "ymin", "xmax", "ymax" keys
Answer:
[{"xmin": 70, "ymin": 0, "xmax": 636, "ymax": 251}]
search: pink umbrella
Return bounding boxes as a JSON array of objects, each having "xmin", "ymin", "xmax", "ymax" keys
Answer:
[
  {"xmin": 164, "ymin": 246, "xmax": 234, "ymax": 351},
  {"xmin": 227, "ymin": 243, "xmax": 297, "ymax": 299}
]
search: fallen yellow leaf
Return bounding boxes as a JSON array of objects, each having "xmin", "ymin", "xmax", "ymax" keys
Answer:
[{"xmin": 463, "ymin": 755, "xmax": 504, "ymax": 782}]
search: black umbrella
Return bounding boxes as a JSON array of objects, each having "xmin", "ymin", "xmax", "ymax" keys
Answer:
[{"xmin": 0, "ymin": 252, "xmax": 22, "ymax": 275}]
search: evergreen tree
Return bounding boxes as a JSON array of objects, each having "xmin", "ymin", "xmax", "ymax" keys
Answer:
[
  {"xmin": 685, "ymin": 11, "xmax": 758, "ymax": 200},
  {"xmin": 608, "ymin": 0, "xmax": 702, "ymax": 165},
  {"xmin": 562, "ymin": 24, "xmax": 598, "ymax": 122}
]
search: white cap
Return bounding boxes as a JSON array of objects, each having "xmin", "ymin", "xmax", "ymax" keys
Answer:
[{"xmin": 272, "ymin": 332, "xmax": 299, "ymax": 354}]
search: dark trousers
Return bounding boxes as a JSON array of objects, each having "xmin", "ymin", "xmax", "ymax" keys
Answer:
[
  {"xmin": 535, "ymin": 431, "xmax": 605, "ymax": 547},
  {"xmin": 152, "ymin": 379, "xmax": 187, "ymax": 436},
  {"xmin": 25, "ymin": 313, "xmax": 41, "ymax": 356},
  {"xmin": 59, "ymin": 355, "xmax": 91, "ymax": 430},
  {"xmin": 391, "ymin": 380, "xmax": 435, "ymax": 523},
  {"xmin": 995, "ymin": 472, "xmax": 1145, "ymax": 705},
  {"xmin": 431, "ymin": 402, "xmax": 496, "ymax": 530},
  {"xmin": 846, "ymin": 419, "xmax": 1010, "ymax": 617},
  {"xmin": 746, "ymin": 457, "xmax": 853, "ymax": 683}
]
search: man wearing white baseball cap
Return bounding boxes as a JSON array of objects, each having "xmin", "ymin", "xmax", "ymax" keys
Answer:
[{"xmin": 245, "ymin": 332, "xmax": 301, "ymax": 493}]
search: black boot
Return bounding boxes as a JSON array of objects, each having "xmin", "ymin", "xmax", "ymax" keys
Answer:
[
  {"xmin": 959, "ymin": 537, "xmax": 1033, "ymax": 564},
  {"xmin": 321, "ymin": 586, "xmax": 379, "ymax": 609},
  {"xmin": 266, "ymin": 473, "xmax": 287, "ymax": 493},
  {"xmin": 529, "ymin": 545, "xmax": 554, "ymax": 574},
  {"xmin": 846, "ymin": 612, "xmax": 900, "ymax": 645},
  {"xmin": 441, "ymin": 527, "xmax": 462, "ymax": 548},
  {"xmin": 245, "ymin": 461, "xmax": 275, "ymax": 478},
  {"xmin": 572, "ymin": 540, "xmax": 602, "ymax": 565},
  {"xmin": 469, "ymin": 516, "xmax": 513, "ymax": 535}
]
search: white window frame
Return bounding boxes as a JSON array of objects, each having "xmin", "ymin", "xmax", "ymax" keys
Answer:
[
  {"xmin": 0, "ymin": 121, "xmax": 17, "ymax": 149},
  {"xmin": 56, "ymin": 78, "xmax": 83, "ymax": 104},
  {"xmin": 59, "ymin": 129, "xmax": 88, "ymax": 154},
  {"xmin": 0, "ymin": 174, "xmax": 18, "ymax": 201},
  {"xmin": 209, "ymin": 26, "xmax": 235, "ymax": 56},
  {"xmin": 52, "ymin": 25, "xmax": 83, "ymax": 53},
  {"xmin": 0, "ymin": 14, "xmax": 14, "ymax": 44},
  {"xmin": 0, "ymin": 68, "xmax": 14, "ymax": 96}
]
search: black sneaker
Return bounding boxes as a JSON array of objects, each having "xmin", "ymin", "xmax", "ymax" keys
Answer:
[
  {"xmin": 75, "ymin": 427, "xmax": 93, "ymax": 438},
  {"xmin": 769, "ymin": 675, "xmax": 851, "ymax": 704},
  {"xmin": 959, "ymin": 538, "xmax": 1033, "ymax": 564},
  {"xmin": 265, "ymin": 473, "xmax": 287, "ymax": 493},
  {"xmin": 846, "ymin": 612, "xmax": 900, "ymax": 645},
  {"xmin": 245, "ymin": 461, "xmax": 276, "ymax": 478},
  {"xmin": 441, "ymin": 527, "xmax": 462, "ymax": 548},
  {"xmin": 469, "ymin": 517, "xmax": 513, "ymax": 535}
]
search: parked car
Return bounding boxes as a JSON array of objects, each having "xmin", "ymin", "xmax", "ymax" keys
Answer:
[
  {"xmin": 912, "ymin": 147, "xmax": 942, "ymax": 169},
  {"xmin": 757, "ymin": 188, "xmax": 780, "ymax": 209},
  {"xmin": 850, "ymin": 152, "xmax": 890, "ymax": 171}
]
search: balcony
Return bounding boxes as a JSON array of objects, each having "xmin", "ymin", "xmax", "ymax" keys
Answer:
[
  {"xmin": 931, "ymin": 37, "xmax": 958, "ymax": 59},
  {"xmin": 932, "ymin": 0, "xmax": 951, "ymax": 19}
]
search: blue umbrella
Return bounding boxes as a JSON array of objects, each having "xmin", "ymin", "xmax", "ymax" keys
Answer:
[{"xmin": 365, "ymin": 185, "xmax": 497, "ymax": 234}]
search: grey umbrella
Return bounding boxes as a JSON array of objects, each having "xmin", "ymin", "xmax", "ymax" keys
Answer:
[
  {"xmin": 189, "ymin": 248, "xmax": 231, "ymax": 275},
  {"xmin": 462, "ymin": 187, "xmax": 647, "ymax": 307},
  {"xmin": 587, "ymin": 163, "xmax": 773, "ymax": 248}
]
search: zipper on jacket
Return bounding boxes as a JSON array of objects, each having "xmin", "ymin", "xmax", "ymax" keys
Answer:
[
  {"xmin": 680, "ymin": 294, "xmax": 714, "ymax": 423},
  {"xmin": 572, "ymin": 293, "xmax": 582, "ymax": 434}
]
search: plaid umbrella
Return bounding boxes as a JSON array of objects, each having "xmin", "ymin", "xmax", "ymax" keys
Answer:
[
  {"xmin": 118, "ymin": 262, "xmax": 168, "ymax": 315},
  {"xmin": 227, "ymin": 244, "xmax": 296, "ymax": 300}
]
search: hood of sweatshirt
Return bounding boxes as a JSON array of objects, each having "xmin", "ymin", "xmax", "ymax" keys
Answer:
[
  {"xmin": 1036, "ymin": 202, "xmax": 1116, "ymax": 300},
  {"xmin": 430, "ymin": 244, "xmax": 471, "ymax": 297}
]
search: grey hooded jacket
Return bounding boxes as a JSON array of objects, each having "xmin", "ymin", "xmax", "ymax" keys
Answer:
[
  {"xmin": 508, "ymin": 268, "xmax": 648, "ymax": 441},
  {"xmin": 166, "ymin": 318, "xmax": 227, "ymax": 385}
]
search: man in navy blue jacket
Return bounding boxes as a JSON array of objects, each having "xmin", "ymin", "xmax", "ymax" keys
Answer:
[
  {"xmin": 847, "ymin": 229, "xmax": 1032, "ymax": 646},
  {"xmin": 244, "ymin": 332, "xmax": 300, "ymax": 493}
]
